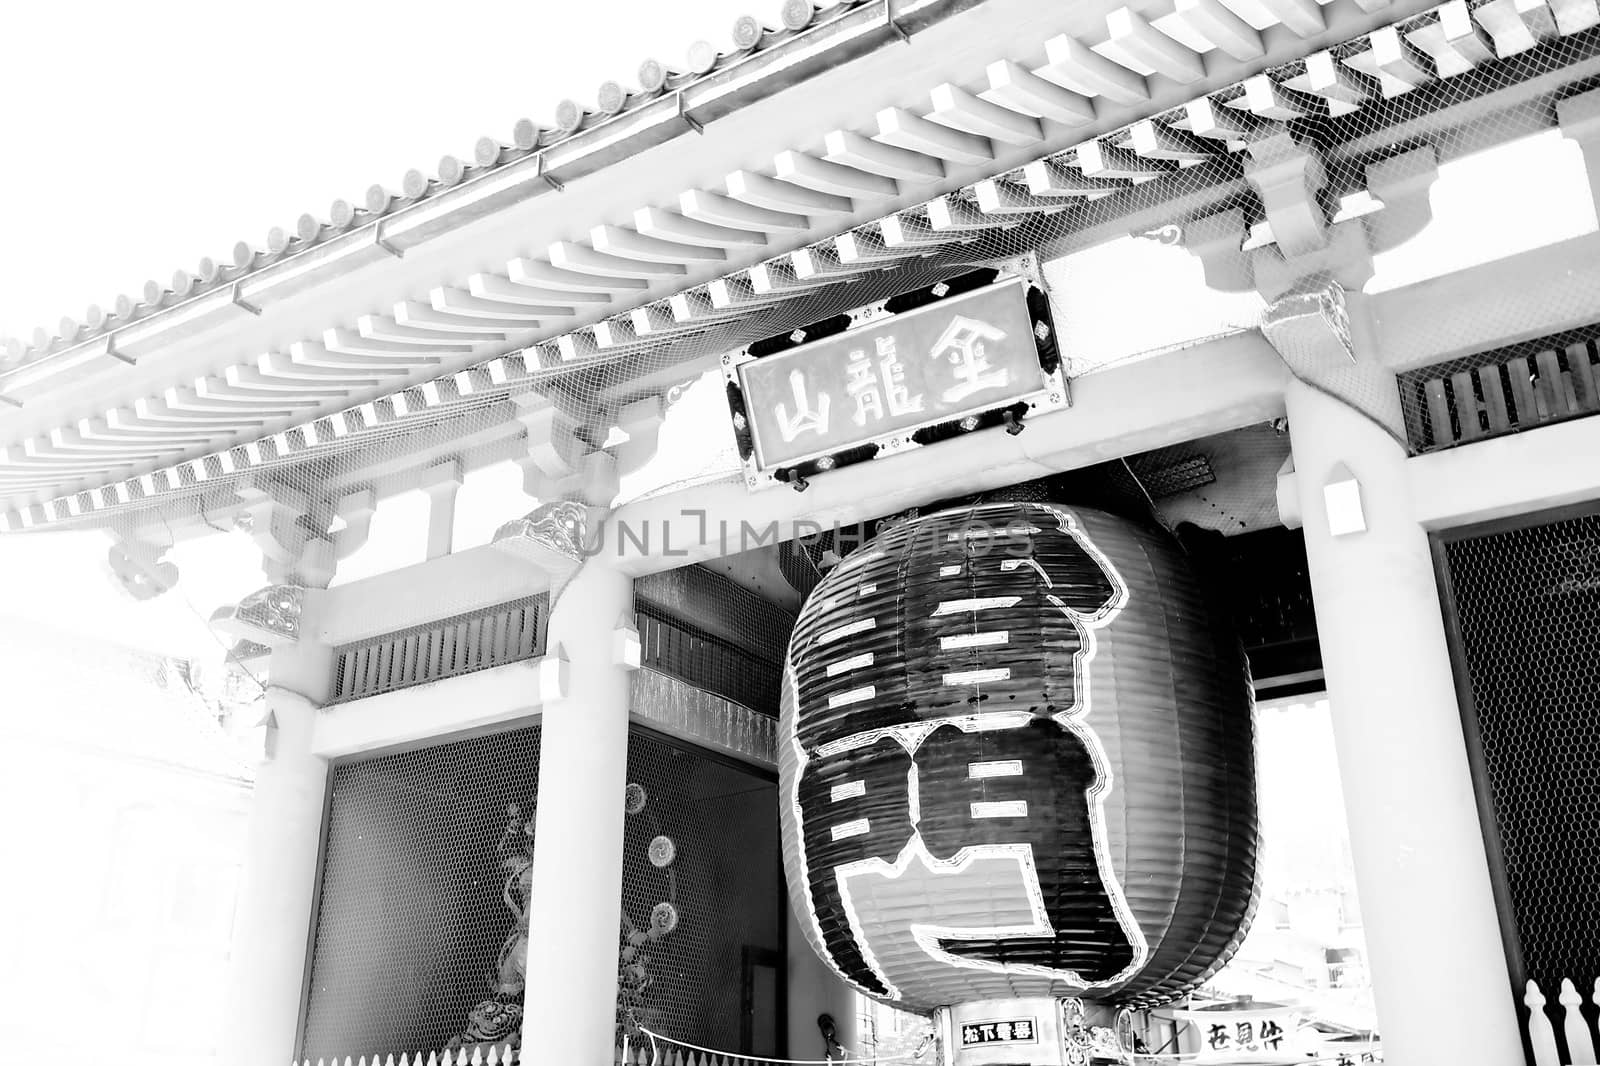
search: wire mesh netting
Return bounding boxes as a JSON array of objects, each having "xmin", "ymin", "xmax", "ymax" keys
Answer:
[
  {"xmin": 301, "ymin": 725, "xmax": 544, "ymax": 1062},
  {"xmin": 1439, "ymin": 507, "xmax": 1600, "ymax": 1006},
  {"xmin": 619, "ymin": 727, "xmax": 784, "ymax": 1056}
]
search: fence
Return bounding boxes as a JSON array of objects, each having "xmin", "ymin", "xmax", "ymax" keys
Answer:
[
  {"xmin": 1524, "ymin": 978, "xmax": 1600, "ymax": 1066},
  {"xmin": 328, "ymin": 596, "xmax": 547, "ymax": 703}
]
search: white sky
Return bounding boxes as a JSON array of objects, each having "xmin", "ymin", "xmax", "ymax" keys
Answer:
[{"xmin": 0, "ymin": 0, "xmax": 759, "ymax": 338}]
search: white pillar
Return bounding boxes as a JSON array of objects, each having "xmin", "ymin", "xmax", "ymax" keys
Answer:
[
  {"xmin": 1285, "ymin": 379, "xmax": 1522, "ymax": 1064},
  {"xmin": 521, "ymin": 561, "xmax": 634, "ymax": 1063},
  {"xmin": 785, "ymin": 905, "xmax": 861, "ymax": 1062},
  {"xmin": 219, "ymin": 652, "xmax": 331, "ymax": 1066}
]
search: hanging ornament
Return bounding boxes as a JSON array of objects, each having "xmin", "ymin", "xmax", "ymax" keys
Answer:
[
  {"xmin": 650, "ymin": 901, "xmax": 680, "ymax": 936},
  {"xmin": 624, "ymin": 782, "xmax": 648, "ymax": 815},
  {"xmin": 647, "ymin": 835, "xmax": 676, "ymax": 868}
]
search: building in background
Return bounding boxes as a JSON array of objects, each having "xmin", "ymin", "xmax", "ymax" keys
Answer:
[{"xmin": 4, "ymin": 1, "xmax": 1600, "ymax": 1063}]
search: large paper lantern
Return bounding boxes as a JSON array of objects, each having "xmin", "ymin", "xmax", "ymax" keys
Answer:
[{"xmin": 779, "ymin": 501, "xmax": 1258, "ymax": 1029}]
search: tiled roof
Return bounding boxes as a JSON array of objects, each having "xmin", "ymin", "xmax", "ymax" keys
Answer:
[{"xmin": 0, "ymin": 0, "xmax": 872, "ymax": 372}]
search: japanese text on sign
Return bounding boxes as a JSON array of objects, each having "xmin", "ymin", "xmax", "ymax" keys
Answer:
[
  {"xmin": 735, "ymin": 279, "xmax": 1052, "ymax": 470},
  {"xmin": 959, "ymin": 1019, "xmax": 1037, "ymax": 1046}
]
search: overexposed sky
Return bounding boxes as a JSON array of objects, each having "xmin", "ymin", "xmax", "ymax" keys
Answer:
[{"xmin": 0, "ymin": 0, "xmax": 759, "ymax": 339}]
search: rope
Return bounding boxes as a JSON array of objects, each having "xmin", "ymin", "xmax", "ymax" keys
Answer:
[{"xmin": 634, "ymin": 1026, "xmax": 930, "ymax": 1065}]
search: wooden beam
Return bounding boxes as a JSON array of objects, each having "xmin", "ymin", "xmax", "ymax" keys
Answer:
[
  {"xmin": 1039, "ymin": 34, "xmax": 1149, "ymax": 105},
  {"xmin": 927, "ymin": 83, "xmax": 1043, "ymax": 146},
  {"xmin": 774, "ymin": 150, "xmax": 899, "ymax": 199},
  {"xmin": 874, "ymin": 107, "xmax": 994, "ymax": 165},
  {"xmin": 823, "ymin": 129, "xmax": 944, "ymax": 181},
  {"xmin": 982, "ymin": 59, "xmax": 1095, "ymax": 126}
]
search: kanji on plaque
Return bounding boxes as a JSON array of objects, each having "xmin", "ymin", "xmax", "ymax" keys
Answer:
[
  {"xmin": 930, "ymin": 316, "xmax": 1011, "ymax": 403},
  {"xmin": 774, "ymin": 369, "xmax": 831, "ymax": 443},
  {"xmin": 732, "ymin": 277, "xmax": 1056, "ymax": 472},
  {"xmin": 959, "ymin": 1019, "xmax": 1038, "ymax": 1046}
]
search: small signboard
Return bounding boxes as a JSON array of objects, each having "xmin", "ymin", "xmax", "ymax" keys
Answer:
[
  {"xmin": 960, "ymin": 1018, "xmax": 1039, "ymax": 1047},
  {"xmin": 1172, "ymin": 1005, "xmax": 1302, "ymax": 1063},
  {"xmin": 725, "ymin": 272, "xmax": 1067, "ymax": 488}
]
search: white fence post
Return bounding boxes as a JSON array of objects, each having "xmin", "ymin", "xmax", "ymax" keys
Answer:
[
  {"xmin": 1527, "ymin": 980, "xmax": 1562, "ymax": 1066},
  {"xmin": 1561, "ymin": 978, "xmax": 1599, "ymax": 1065}
]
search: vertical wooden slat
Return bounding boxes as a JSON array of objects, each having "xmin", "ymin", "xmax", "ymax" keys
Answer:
[
  {"xmin": 352, "ymin": 646, "xmax": 370, "ymax": 697},
  {"xmin": 438, "ymin": 624, "xmax": 457, "ymax": 678},
  {"xmin": 1477, "ymin": 364, "xmax": 1511, "ymax": 433},
  {"xmin": 1450, "ymin": 370, "xmax": 1483, "ymax": 440},
  {"xmin": 1568, "ymin": 342, "xmax": 1599, "ymax": 413},
  {"xmin": 1507, "ymin": 355, "xmax": 1539, "ymax": 428},
  {"xmin": 1536, "ymin": 349, "xmax": 1574, "ymax": 418},
  {"xmin": 1424, "ymin": 377, "xmax": 1453, "ymax": 448},
  {"xmin": 376, "ymin": 641, "xmax": 396, "ymax": 694}
]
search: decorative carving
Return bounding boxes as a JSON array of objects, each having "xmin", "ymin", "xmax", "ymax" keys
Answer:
[
  {"xmin": 1135, "ymin": 224, "xmax": 1183, "ymax": 246},
  {"xmin": 448, "ymin": 803, "xmax": 537, "ymax": 1056},
  {"xmin": 493, "ymin": 499, "xmax": 594, "ymax": 563},
  {"xmin": 1260, "ymin": 274, "xmax": 1355, "ymax": 376},
  {"xmin": 210, "ymin": 584, "xmax": 303, "ymax": 648}
]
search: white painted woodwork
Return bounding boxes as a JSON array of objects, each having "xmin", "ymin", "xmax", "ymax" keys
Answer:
[
  {"xmin": 1434, "ymin": 0, "xmax": 1498, "ymax": 71},
  {"xmin": 1077, "ymin": 138, "xmax": 1172, "ymax": 179},
  {"xmin": 1105, "ymin": 7, "xmax": 1207, "ymax": 84},
  {"xmin": 680, "ymin": 188, "xmax": 810, "ymax": 231},
  {"xmin": 433, "ymin": 285, "xmax": 568, "ymax": 319},
  {"xmin": 773, "ymin": 150, "xmax": 899, "ymax": 198},
  {"xmin": 397, "ymin": 300, "xmax": 540, "ymax": 332},
  {"xmin": 822, "ymin": 129, "xmax": 945, "ymax": 181},
  {"xmin": 1258, "ymin": 0, "xmax": 1326, "ymax": 35},
  {"xmin": 548, "ymin": 241, "xmax": 688, "ymax": 279},
  {"xmin": 1128, "ymin": 118, "xmax": 1219, "ymax": 161},
  {"xmin": 726, "ymin": 169, "xmax": 855, "ymax": 214},
  {"xmin": 1284, "ymin": 378, "xmax": 1524, "ymax": 1066},
  {"xmin": 1175, "ymin": 0, "xmax": 1265, "ymax": 60},
  {"xmin": 973, "ymin": 178, "xmax": 1075, "ymax": 216},
  {"xmin": 519, "ymin": 563, "xmax": 634, "ymax": 1064},
  {"xmin": 927, "ymin": 83, "xmax": 1044, "ymax": 146},
  {"xmin": 982, "ymin": 59, "xmax": 1097, "ymax": 126},
  {"xmin": 1021, "ymin": 157, "xmax": 1123, "ymax": 197},
  {"xmin": 1039, "ymin": 34, "xmax": 1150, "ymax": 105},
  {"xmin": 874, "ymin": 107, "xmax": 994, "ymax": 165},
  {"xmin": 357, "ymin": 314, "xmax": 504, "ymax": 346},
  {"xmin": 508, "ymin": 257, "xmax": 652, "ymax": 293},
  {"xmin": 590, "ymin": 225, "xmax": 728, "ymax": 264},
  {"xmin": 633, "ymin": 206, "xmax": 769, "ymax": 248}
]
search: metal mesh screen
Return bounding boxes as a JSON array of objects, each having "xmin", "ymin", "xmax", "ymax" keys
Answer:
[
  {"xmin": 619, "ymin": 727, "xmax": 784, "ymax": 1055},
  {"xmin": 1438, "ymin": 504, "xmax": 1600, "ymax": 1061},
  {"xmin": 301, "ymin": 724, "xmax": 543, "ymax": 1063}
]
